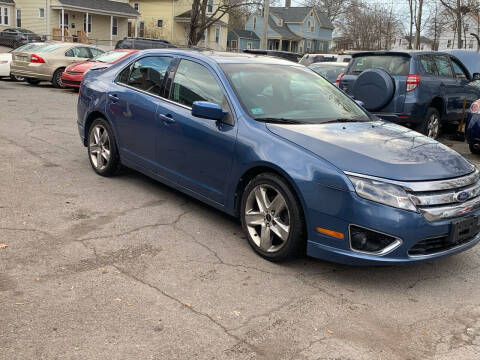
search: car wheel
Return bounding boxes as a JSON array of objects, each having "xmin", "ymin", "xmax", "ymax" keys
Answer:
[
  {"xmin": 469, "ymin": 143, "xmax": 480, "ymax": 155},
  {"xmin": 52, "ymin": 68, "xmax": 65, "ymax": 88},
  {"xmin": 416, "ymin": 107, "xmax": 441, "ymax": 139},
  {"xmin": 10, "ymin": 74, "xmax": 24, "ymax": 82},
  {"xmin": 26, "ymin": 78, "xmax": 40, "ymax": 85},
  {"xmin": 87, "ymin": 118, "xmax": 120, "ymax": 177},
  {"xmin": 240, "ymin": 173, "xmax": 305, "ymax": 261}
]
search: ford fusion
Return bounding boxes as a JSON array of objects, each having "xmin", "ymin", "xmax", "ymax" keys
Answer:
[{"xmin": 77, "ymin": 50, "xmax": 480, "ymax": 264}]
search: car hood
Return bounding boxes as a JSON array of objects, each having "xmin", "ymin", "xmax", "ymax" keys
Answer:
[
  {"xmin": 67, "ymin": 61, "xmax": 101, "ymax": 73},
  {"xmin": 266, "ymin": 120, "xmax": 474, "ymax": 181}
]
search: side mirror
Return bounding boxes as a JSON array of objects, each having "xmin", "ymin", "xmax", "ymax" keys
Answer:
[
  {"xmin": 473, "ymin": 73, "xmax": 480, "ymax": 81},
  {"xmin": 355, "ymin": 99, "xmax": 365, "ymax": 108},
  {"xmin": 192, "ymin": 101, "xmax": 227, "ymax": 121}
]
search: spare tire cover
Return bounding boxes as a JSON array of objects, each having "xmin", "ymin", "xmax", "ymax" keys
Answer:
[{"xmin": 352, "ymin": 68, "xmax": 395, "ymax": 111}]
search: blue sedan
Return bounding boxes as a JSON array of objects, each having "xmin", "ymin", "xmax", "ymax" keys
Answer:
[{"xmin": 78, "ymin": 49, "xmax": 480, "ymax": 265}]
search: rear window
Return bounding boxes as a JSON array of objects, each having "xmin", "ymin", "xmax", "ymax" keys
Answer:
[
  {"xmin": 35, "ymin": 44, "xmax": 62, "ymax": 53},
  {"xmin": 348, "ymin": 55, "xmax": 410, "ymax": 76}
]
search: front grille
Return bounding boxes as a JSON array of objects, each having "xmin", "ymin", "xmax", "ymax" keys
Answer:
[
  {"xmin": 405, "ymin": 171, "xmax": 480, "ymax": 221},
  {"xmin": 409, "ymin": 233, "xmax": 478, "ymax": 256},
  {"xmin": 67, "ymin": 71, "xmax": 82, "ymax": 75},
  {"xmin": 62, "ymin": 80, "xmax": 80, "ymax": 86}
]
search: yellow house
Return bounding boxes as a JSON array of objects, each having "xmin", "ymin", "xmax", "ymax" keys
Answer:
[
  {"xmin": 1, "ymin": 0, "xmax": 139, "ymax": 46},
  {"xmin": 128, "ymin": 0, "xmax": 228, "ymax": 50}
]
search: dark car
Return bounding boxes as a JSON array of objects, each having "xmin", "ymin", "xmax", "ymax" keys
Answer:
[
  {"xmin": 77, "ymin": 49, "xmax": 480, "ymax": 265},
  {"xmin": 242, "ymin": 49, "xmax": 301, "ymax": 62},
  {"xmin": 338, "ymin": 51, "xmax": 480, "ymax": 138},
  {"xmin": 444, "ymin": 49, "xmax": 480, "ymax": 76},
  {"xmin": 115, "ymin": 37, "xmax": 176, "ymax": 50},
  {"xmin": 0, "ymin": 28, "xmax": 42, "ymax": 49}
]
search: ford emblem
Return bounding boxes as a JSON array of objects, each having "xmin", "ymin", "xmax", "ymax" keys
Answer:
[{"xmin": 456, "ymin": 191, "xmax": 470, "ymax": 202}]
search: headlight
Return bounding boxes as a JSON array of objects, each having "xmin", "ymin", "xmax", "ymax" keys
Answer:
[{"xmin": 348, "ymin": 176, "xmax": 417, "ymax": 211}]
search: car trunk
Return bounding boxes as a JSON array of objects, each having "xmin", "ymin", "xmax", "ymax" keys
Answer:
[{"xmin": 339, "ymin": 53, "xmax": 410, "ymax": 114}]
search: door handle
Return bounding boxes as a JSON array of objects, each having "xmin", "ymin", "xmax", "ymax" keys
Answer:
[
  {"xmin": 108, "ymin": 94, "xmax": 119, "ymax": 103},
  {"xmin": 159, "ymin": 113, "xmax": 175, "ymax": 124}
]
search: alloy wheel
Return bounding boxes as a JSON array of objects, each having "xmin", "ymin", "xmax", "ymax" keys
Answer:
[
  {"xmin": 89, "ymin": 125, "xmax": 111, "ymax": 171},
  {"xmin": 244, "ymin": 184, "xmax": 291, "ymax": 252},
  {"xmin": 427, "ymin": 113, "xmax": 440, "ymax": 139}
]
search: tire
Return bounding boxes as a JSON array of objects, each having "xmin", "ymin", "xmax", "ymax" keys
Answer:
[
  {"xmin": 26, "ymin": 78, "xmax": 40, "ymax": 85},
  {"xmin": 240, "ymin": 173, "xmax": 305, "ymax": 262},
  {"xmin": 352, "ymin": 68, "xmax": 395, "ymax": 111},
  {"xmin": 470, "ymin": 143, "xmax": 480, "ymax": 155},
  {"xmin": 52, "ymin": 68, "xmax": 65, "ymax": 88},
  {"xmin": 87, "ymin": 118, "xmax": 121, "ymax": 177},
  {"xmin": 10, "ymin": 74, "xmax": 24, "ymax": 82},
  {"xmin": 415, "ymin": 107, "xmax": 441, "ymax": 139}
]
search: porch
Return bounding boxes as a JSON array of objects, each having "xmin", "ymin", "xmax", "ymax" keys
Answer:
[{"xmin": 267, "ymin": 39, "xmax": 299, "ymax": 53}]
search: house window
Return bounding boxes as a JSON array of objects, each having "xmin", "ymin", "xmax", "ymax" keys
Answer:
[
  {"xmin": 139, "ymin": 21, "xmax": 145, "ymax": 37},
  {"xmin": 0, "ymin": 7, "xmax": 10, "ymax": 26},
  {"xmin": 215, "ymin": 27, "xmax": 220, "ymax": 43},
  {"xmin": 112, "ymin": 17, "xmax": 118, "ymax": 36},
  {"xmin": 38, "ymin": 8, "xmax": 45, "ymax": 18},
  {"xmin": 277, "ymin": 19, "xmax": 283, "ymax": 26},
  {"xmin": 470, "ymin": 39, "xmax": 474, "ymax": 48},
  {"xmin": 59, "ymin": 12, "xmax": 69, "ymax": 27},
  {"xmin": 157, "ymin": 19, "xmax": 163, "ymax": 28},
  {"xmin": 84, "ymin": 14, "xmax": 92, "ymax": 34},
  {"xmin": 247, "ymin": 42, "xmax": 252, "ymax": 50},
  {"xmin": 134, "ymin": 3, "xmax": 139, "ymax": 11},
  {"xmin": 207, "ymin": 0, "xmax": 213, "ymax": 13},
  {"xmin": 447, "ymin": 39, "xmax": 451, "ymax": 48},
  {"xmin": 307, "ymin": 20, "xmax": 313, "ymax": 32},
  {"xmin": 230, "ymin": 39, "xmax": 237, "ymax": 50},
  {"xmin": 307, "ymin": 40, "xmax": 311, "ymax": 50},
  {"xmin": 16, "ymin": 9, "xmax": 21, "ymax": 27},
  {"xmin": 253, "ymin": 17, "xmax": 256, "ymax": 30},
  {"xmin": 465, "ymin": 23, "xmax": 469, "ymax": 31}
]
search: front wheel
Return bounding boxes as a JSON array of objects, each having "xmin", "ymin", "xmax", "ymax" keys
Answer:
[
  {"xmin": 240, "ymin": 173, "xmax": 305, "ymax": 261},
  {"xmin": 52, "ymin": 68, "xmax": 65, "ymax": 88},
  {"xmin": 87, "ymin": 118, "xmax": 120, "ymax": 177},
  {"xmin": 415, "ymin": 107, "xmax": 441, "ymax": 139}
]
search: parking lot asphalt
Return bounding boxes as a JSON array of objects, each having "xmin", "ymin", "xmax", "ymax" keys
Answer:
[{"xmin": 2, "ymin": 79, "xmax": 480, "ymax": 360}]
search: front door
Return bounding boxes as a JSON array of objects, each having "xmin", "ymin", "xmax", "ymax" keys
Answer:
[
  {"xmin": 156, "ymin": 58, "xmax": 237, "ymax": 205},
  {"xmin": 106, "ymin": 55, "xmax": 173, "ymax": 172},
  {"xmin": 433, "ymin": 54, "xmax": 460, "ymax": 121}
]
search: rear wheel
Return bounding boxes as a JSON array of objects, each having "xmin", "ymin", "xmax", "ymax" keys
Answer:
[
  {"xmin": 240, "ymin": 173, "xmax": 305, "ymax": 261},
  {"xmin": 415, "ymin": 107, "xmax": 441, "ymax": 139},
  {"xmin": 10, "ymin": 74, "xmax": 24, "ymax": 82},
  {"xmin": 52, "ymin": 68, "xmax": 65, "ymax": 88},
  {"xmin": 470, "ymin": 143, "xmax": 480, "ymax": 155},
  {"xmin": 26, "ymin": 78, "xmax": 40, "ymax": 85}
]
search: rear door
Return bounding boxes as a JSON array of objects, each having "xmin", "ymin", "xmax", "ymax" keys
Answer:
[{"xmin": 432, "ymin": 54, "xmax": 459, "ymax": 121}]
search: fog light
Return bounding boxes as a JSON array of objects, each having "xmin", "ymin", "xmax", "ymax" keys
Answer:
[{"xmin": 349, "ymin": 225, "xmax": 401, "ymax": 255}]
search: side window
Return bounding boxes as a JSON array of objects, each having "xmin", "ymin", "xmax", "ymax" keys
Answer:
[
  {"xmin": 71, "ymin": 47, "xmax": 91, "ymax": 58},
  {"xmin": 89, "ymin": 48, "xmax": 104, "ymax": 58},
  {"xmin": 65, "ymin": 49, "xmax": 73, "ymax": 57},
  {"xmin": 117, "ymin": 65, "xmax": 131, "ymax": 84},
  {"xmin": 451, "ymin": 60, "xmax": 468, "ymax": 79},
  {"xmin": 433, "ymin": 55, "xmax": 454, "ymax": 77},
  {"xmin": 170, "ymin": 59, "xmax": 224, "ymax": 108},
  {"xmin": 419, "ymin": 55, "xmax": 437, "ymax": 76},
  {"xmin": 124, "ymin": 56, "xmax": 172, "ymax": 95}
]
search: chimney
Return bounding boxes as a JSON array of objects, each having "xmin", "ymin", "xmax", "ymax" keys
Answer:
[{"xmin": 285, "ymin": 0, "xmax": 291, "ymax": 8}]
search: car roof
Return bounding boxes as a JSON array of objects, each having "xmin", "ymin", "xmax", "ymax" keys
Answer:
[
  {"xmin": 309, "ymin": 62, "xmax": 347, "ymax": 67},
  {"xmin": 351, "ymin": 50, "xmax": 449, "ymax": 57},
  {"xmin": 139, "ymin": 49, "xmax": 301, "ymax": 66}
]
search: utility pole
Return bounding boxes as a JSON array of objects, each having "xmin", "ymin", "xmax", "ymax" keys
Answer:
[{"xmin": 261, "ymin": 0, "xmax": 270, "ymax": 50}]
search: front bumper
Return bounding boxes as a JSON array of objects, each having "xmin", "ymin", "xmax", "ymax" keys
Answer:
[
  {"xmin": 304, "ymin": 186, "xmax": 480, "ymax": 265},
  {"xmin": 61, "ymin": 72, "xmax": 83, "ymax": 88}
]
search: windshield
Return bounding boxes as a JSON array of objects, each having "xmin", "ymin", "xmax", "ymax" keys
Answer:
[
  {"xmin": 92, "ymin": 50, "xmax": 129, "ymax": 63},
  {"xmin": 348, "ymin": 55, "xmax": 410, "ymax": 75},
  {"xmin": 309, "ymin": 64, "xmax": 347, "ymax": 82},
  {"xmin": 221, "ymin": 63, "xmax": 369, "ymax": 123}
]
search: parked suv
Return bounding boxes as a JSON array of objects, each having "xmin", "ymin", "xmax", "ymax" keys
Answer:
[
  {"xmin": 115, "ymin": 37, "xmax": 176, "ymax": 50},
  {"xmin": 338, "ymin": 51, "xmax": 480, "ymax": 138}
]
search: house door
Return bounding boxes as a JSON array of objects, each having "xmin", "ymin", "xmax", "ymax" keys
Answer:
[{"xmin": 128, "ymin": 21, "xmax": 133, "ymax": 37}]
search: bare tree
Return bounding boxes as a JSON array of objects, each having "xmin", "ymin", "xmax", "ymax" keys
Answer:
[
  {"xmin": 302, "ymin": 0, "xmax": 347, "ymax": 22},
  {"xmin": 414, "ymin": 0, "xmax": 424, "ymax": 49},
  {"xmin": 188, "ymin": 0, "xmax": 260, "ymax": 46},
  {"xmin": 439, "ymin": 0, "xmax": 473, "ymax": 48}
]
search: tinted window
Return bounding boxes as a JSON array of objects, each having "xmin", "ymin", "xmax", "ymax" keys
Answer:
[
  {"xmin": 348, "ymin": 55, "xmax": 410, "ymax": 76},
  {"xmin": 222, "ymin": 63, "xmax": 369, "ymax": 123},
  {"xmin": 71, "ymin": 47, "xmax": 91, "ymax": 58},
  {"xmin": 433, "ymin": 55, "xmax": 454, "ymax": 77},
  {"xmin": 171, "ymin": 59, "xmax": 224, "ymax": 108},
  {"xmin": 451, "ymin": 60, "xmax": 468, "ymax": 79},
  {"xmin": 89, "ymin": 48, "xmax": 104, "ymax": 57},
  {"xmin": 120, "ymin": 56, "xmax": 172, "ymax": 95},
  {"xmin": 419, "ymin": 55, "xmax": 437, "ymax": 75}
]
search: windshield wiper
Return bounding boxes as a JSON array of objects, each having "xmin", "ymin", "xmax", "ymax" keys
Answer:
[
  {"xmin": 321, "ymin": 118, "xmax": 364, "ymax": 124},
  {"xmin": 254, "ymin": 117, "xmax": 305, "ymax": 124}
]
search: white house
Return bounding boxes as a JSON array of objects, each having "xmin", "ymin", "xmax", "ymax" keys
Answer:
[{"xmin": 435, "ymin": 14, "xmax": 480, "ymax": 51}]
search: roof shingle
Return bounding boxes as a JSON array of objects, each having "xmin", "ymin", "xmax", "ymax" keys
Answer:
[
  {"xmin": 270, "ymin": 6, "xmax": 333, "ymax": 29},
  {"xmin": 233, "ymin": 29, "xmax": 259, "ymax": 40},
  {"xmin": 57, "ymin": 0, "xmax": 139, "ymax": 16}
]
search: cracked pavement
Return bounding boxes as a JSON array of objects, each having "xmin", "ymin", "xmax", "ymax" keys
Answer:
[{"xmin": 2, "ymin": 79, "xmax": 480, "ymax": 360}]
